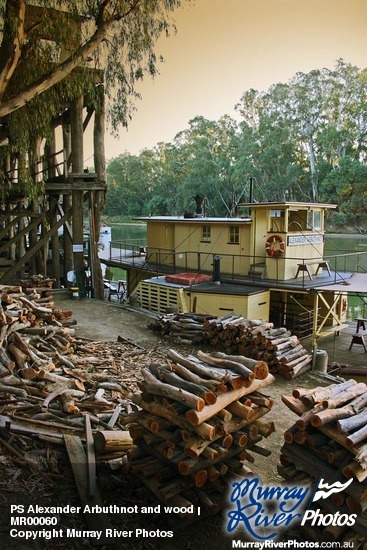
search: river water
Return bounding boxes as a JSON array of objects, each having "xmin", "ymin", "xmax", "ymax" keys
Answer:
[{"xmin": 109, "ymin": 224, "xmax": 367, "ymax": 319}]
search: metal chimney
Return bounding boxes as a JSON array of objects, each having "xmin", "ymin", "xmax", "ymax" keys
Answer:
[
  {"xmin": 194, "ymin": 194, "xmax": 204, "ymax": 217},
  {"xmin": 249, "ymin": 177, "xmax": 255, "ymax": 203},
  {"xmin": 213, "ymin": 255, "xmax": 221, "ymax": 284}
]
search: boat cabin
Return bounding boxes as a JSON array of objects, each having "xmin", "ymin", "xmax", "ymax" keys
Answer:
[{"xmin": 143, "ymin": 201, "xmax": 335, "ymax": 282}]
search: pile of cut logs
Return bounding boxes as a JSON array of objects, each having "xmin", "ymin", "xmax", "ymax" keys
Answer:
[
  {"xmin": 0, "ymin": 284, "xmax": 152, "ymax": 474},
  {"xmin": 148, "ymin": 312, "xmax": 216, "ymax": 344},
  {"xmin": 150, "ymin": 312, "xmax": 311, "ymax": 380},
  {"xmin": 122, "ymin": 348, "xmax": 276, "ymax": 517},
  {"xmin": 19, "ymin": 274, "xmax": 56, "ymax": 289},
  {"xmin": 279, "ymin": 380, "xmax": 367, "ymax": 544}
]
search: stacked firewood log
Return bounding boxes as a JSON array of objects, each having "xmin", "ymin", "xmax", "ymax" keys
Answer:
[
  {"xmin": 279, "ymin": 380, "xmax": 367, "ymax": 543},
  {"xmin": 122, "ymin": 348, "xmax": 276, "ymax": 517},
  {"xmin": 148, "ymin": 312, "xmax": 216, "ymax": 344},
  {"xmin": 0, "ymin": 283, "xmax": 154, "ymax": 473},
  {"xmin": 19, "ymin": 274, "xmax": 56, "ymax": 289},
  {"xmin": 151, "ymin": 312, "xmax": 312, "ymax": 380}
]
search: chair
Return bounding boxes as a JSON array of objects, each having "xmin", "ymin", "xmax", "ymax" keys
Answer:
[
  {"xmin": 349, "ymin": 331, "xmax": 367, "ymax": 352},
  {"xmin": 107, "ymin": 280, "xmax": 127, "ymax": 303}
]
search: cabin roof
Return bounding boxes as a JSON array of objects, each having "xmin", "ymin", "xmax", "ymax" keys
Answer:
[
  {"xmin": 136, "ymin": 216, "xmax": 252, "ymax": 223},
  {"xmin": 238, "ymin": 201, "xmax": 337, "ymax": 209}
]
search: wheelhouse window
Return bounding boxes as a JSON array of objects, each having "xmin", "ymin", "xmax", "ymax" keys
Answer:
[
  {"xmin": 288, "ymin": 209, "xmax": 307, "ymax": 231},
  {"xmin": 201, "ymin": 225, "xmax": 211, "ymax": 242},
  {"xmin": 307, "ymin": 209, "xmax": 322, "ymax": 230},
  {"xmin": 229, "ymin": 225, "xmax": 240, "ymax": 244},
  {"xmin": 269, "ymin": 209, "xmax": 285, "ymax": 232}
]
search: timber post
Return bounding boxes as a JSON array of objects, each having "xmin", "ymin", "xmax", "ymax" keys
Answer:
[
  {"xmin": 92, "ymin": 89, "xmax": 107, "ymax": 300},
  {"xmin": 70, "ymin": 95, "xmax": 86, "ymax": 297}
]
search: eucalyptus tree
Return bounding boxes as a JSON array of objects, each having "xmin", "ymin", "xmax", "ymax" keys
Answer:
[
  {"xmin": 235, "ymin": 90, "xmax": 304, "ymax": 202},
  {"xmin": 0, "ymin": 0, "xmax": 187, "ymax": 172},
  {"xmin": 320, "ymin": 156, "xmax": 367, "ymax": 232},
  {"xmin": 147, "ymin": 141, "xmax": 189, "ymax": 215},
  {"xmin": 106, "ymin": 150, "xmax": 156, "ymax": 216},
  {"xmin": 318, "ymin": 60, "xmax": 367, "ymax": 165},
  {"xmin": 169, "ymin": 115, "xmax": 241, "ymax": 216},
  {"xmin": 235, "ymin": 61, "xmax": 367, "ymax": 204}
]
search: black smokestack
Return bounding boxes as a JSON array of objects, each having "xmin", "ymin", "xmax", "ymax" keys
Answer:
[
  {"xmin": 249, "ymin": 177, "xmax": 255, "ymax": 203},
  {"xmin": 194, "ymin": 194, "xmax": 204, "ymax": 217}
]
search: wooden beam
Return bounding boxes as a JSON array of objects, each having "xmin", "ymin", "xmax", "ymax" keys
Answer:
[
  {"xmin": 57, "ymin": 201, "xmax": 72, "ymax": 239},
  {"xmin": 0, "ymin": 211, "xmax": 70, "ymax": 283},
  {"xmin": 0, "ymin": 213, "xmax": 45, "ymax": 254},
  {"xmin": 64, "ymin": 435, "xmax": 111, "ymax": 545}
]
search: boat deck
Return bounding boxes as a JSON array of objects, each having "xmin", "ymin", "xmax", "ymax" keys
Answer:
[
  {"xmin": 102, "ymin": 251, "xmax": 354, "ymax": 292},
  {"xmin": 302, "ymin": 321, "xmax": 367, "ymax": 379}
]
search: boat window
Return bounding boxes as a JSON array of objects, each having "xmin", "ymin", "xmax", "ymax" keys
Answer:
[
  {"xmin": 229, "ymin": 225, "xmax": 240, "ymax": 244},
  {"xmin": 269, "ymin": 209, "xmax": 285, "ymax": 232},
  {"xmin": 288, "ymin": 210, "xmax": 307, "ymax": 231},
  {"xmin": 201, "ymin": 225, "xmax": 211, "ymax": 242},
  {"xmin": 307, "ymin": 209, "xmax": 322, "ymax": 230}
]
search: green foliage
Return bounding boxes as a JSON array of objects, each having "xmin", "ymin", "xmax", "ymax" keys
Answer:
[
  {"xmin": 104, "ymin": 59, "xmax": 367, "ymax": 229},
  {"xmin": 0, "ymin": 0, "xmax": 187, "ymax": 155},
  {"xmin": 320, "ymin": 156, "xmax": 367, "ymax": 227}
]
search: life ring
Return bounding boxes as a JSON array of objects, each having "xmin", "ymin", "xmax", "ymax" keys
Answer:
[{"xmin": 265, "ymin": 234, "xmax": 285, "ymax": 258}]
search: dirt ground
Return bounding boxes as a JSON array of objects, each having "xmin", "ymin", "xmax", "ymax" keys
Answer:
[{"xmin": 0, "ymin": 293, "xmax": 332, "ymax": 550}]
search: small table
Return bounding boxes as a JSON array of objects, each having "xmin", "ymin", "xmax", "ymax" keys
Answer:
[
  {"xmin": 349, "ymin": 331, "xmax": 367, "ymax": 352},
  {"xmin": 295, "ymin": 260, "xmax": 331, "ymax": 280},
  {"xmin": 355, "ymin": 317, "xmax": 367, "ymax": 333}
]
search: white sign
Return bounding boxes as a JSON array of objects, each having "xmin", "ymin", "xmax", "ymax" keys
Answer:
[
  {"xmin": 73, "ymin": 244, "xmax": 84, "ymax": 253},
  {"xmin": 287, "ymin": 234, "xmax": 324, "ymax": 246}
]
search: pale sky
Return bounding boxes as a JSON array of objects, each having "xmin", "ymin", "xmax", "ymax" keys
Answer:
[{"xmin": 103, "ymin": 0, "xmax": 367, "ymax": 160}]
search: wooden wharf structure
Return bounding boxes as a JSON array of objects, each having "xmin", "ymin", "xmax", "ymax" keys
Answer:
[{"xmin": 0, "ymin": 4, "xmax": 106, "ymax": 299}]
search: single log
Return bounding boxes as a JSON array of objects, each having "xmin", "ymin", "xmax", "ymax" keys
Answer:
[
  {"xmin": 196, "ymin": 489, "xmax": 221, "ymax": 514},
  {"xmin": 355, "ymin": 442, "xmax": 367, "ymax": 468},
  {"xmin": 232, "ymin": 431, "xmax": 248, "ymax": 447},
  {"xmin": 0, "ymin": 347, "xmax": 15, "ymax": 370},
  {"xmin": 345, "ymin": 424, "xmax": 367, "ymax": 447},
  {"xmin": 93, "ymin": 431, "xmax": 134, "ymax": 453},
  {"xmin": 323, "ymin": 383, "xmax": 367, "ymax": 409},
  {"xmin": 327, "ymin": 448, "xmax": 351, "ymax": 465},
  {"xmin": 337, "ymin": 410, "xmax": 367, "ymax": 433},
  {"xmin": 132, "ymin": 393, "xmax": 215, "ymax": 441},
  {"xmin": 227, "ymin": 400, "xmax": 255, "ymax": 421},
  {"xmin": 149, "ymin": 363, "xmax": 217, "ymax": 405},
  {"xmin": 252, "ymin": 419, "xmax": 275, "ymax": 438},
  {"xmin": 211, "ymin": 352, "xmax": 269, "ymax": 380},
  {"xmin": 311, "ymin": 393, "xmax": 367, "ymax": 428},
  {"xmin": 216, "ymin": 408, "xmax": 232, "ymax": 422},
  {"xmin": 167, "ymin": 349, "xmax": 227, "ymax": 382},
  {"xmin": 185, "ymin": 373, "xmax": 275, "ymax": 426},
  {"xmin": 283, "ymin": 353, "xmax": 310, "ymax": 368},
  {"xmin": 197, "ymin": 350, "xmax": 255, "ymax": 381},
  {"xmin": 139, "ymin": 368, "xmax": 205, "ymax": 412},
  {"xmin": 168, "ymin": 360, "xmax": 226, "ymax": 393},
  {"xmin": 0, "ymin": 383, "xmax": 27, "ymax": 397},
  {"xmin": 343, "ymin": 461, "xmax": 367, "ymax": 482},
  {"xmin": 190, "ymin": 469, "xmax": 207, "ymax": 488},
  {"xmin": 284, "ymin": 357, "xmax": 312, "ymax": 380}
]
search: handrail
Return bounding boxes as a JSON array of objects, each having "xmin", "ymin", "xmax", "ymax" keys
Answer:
[{"xmin": 106, "ymin": 243, "xmax": 367, "ymax": 288}]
